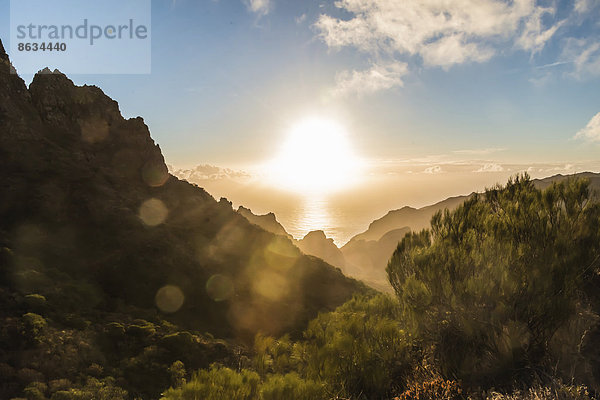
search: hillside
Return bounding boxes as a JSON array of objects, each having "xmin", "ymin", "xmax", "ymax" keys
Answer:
[
  {"xmin": 348, "ymin": 173, "xmax": 600, "ymax": 246},
  {"xmin": 0, "ymin": 39, "xmax": 365, "ymax": 399},
  {"xmin": 336, "ymin": 172, "xmax": 600, "ymax": 290}
]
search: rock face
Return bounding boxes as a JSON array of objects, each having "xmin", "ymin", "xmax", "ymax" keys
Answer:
[
  {"xmin": 237, "ymin": 206, "xmax": 291, "ymax": 238},
  {"xmin": 0, "ymin": 38, "xmax": 364, "ymax": 340},
  {"xmin": 0, "ymin": 39, "xmax": 8, "ymax": 61},
  {"xmin": 296, "ymin": 230, "xmax": 345, "ymax": 269}
]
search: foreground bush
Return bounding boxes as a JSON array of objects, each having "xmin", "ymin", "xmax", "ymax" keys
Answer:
[
  {"xmin": 252, "ymin": 294, "xmax": 414, "ymax": 399},
  {"xmin": 161, "ymin": 366, "xmax": 260, "ymax": 400},
  {"xmin": 387, "ymin": 175, "xmax": 600, "ymax": 387},
  {"xmin": 160, "ymin": 365, "xmax": 325, "ymax": 400}
]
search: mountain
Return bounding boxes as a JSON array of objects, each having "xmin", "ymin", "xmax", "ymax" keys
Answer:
[
  {"xmin": 236, "ymin": 207, "xmax": 346, "ymax": 277},
  {"xmin": 237, "ymin": 206, "xmax": 291, "ymax": 238},
  {"xmin": 348, "ymin": 194, "xmax": 473, "ymax": 244},
  {"xmin": 533, "ymin": 172, "xmax": 600, "ymax": 193},
  {"xmin": 339, "ymin": 227, "xmax": 410, "ymax": 292},
  {"xmin": 234, "ymin": 206, "xmax": 400, "ymax": 292},
  {"xmin": 350, "ymin": 172, "xmax": 600, "ymax": 246},
  {"xmin": 338, "ymin": 172, "xmax": 600, "ymax": 291},
  {"xmin": 296, "ymin": 230, "xmax": 346, "ymax": 269},
  {"xmin": 0, "ymin": 39, "xmax": 365, "ymax": 398}
]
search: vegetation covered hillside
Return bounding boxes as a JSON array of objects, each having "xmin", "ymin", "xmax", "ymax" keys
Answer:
[{"xmin": 162, "ymin": 174, "xmax": 600, "ymax": 400}]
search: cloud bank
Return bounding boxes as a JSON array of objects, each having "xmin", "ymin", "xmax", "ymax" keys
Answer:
[{"xmin": 315, "ymin": 0, "xmax": 597, "ymax": 96}]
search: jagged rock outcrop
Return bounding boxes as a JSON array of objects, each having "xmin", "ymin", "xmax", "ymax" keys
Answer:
[
  {"xmin": 296, "ymin": 230, "xmax": 345, "ymax": 269},
  {"xmin": 237, "ymin": 206, "xmax": 291, "ymax": 238}
]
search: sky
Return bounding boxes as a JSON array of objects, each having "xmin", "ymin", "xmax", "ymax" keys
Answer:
[
  {"xmin": 1, "ymin": 0, "xmax": 599, "ymax": 167},
  {"xmin": 2, "ymin": 0, "xmax": 600, "ymax": 243}
]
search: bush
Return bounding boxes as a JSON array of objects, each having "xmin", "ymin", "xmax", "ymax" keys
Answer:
[
  {"xmin": 23, "ymin": 381, "xmax": 47, "ymax": 400},
  {"xmin": 126, "ymin": 320, "xmax": 156, "ymax": 339},
  {"xmin": 48, "ymin": 377, "xmax": 127, "ymax": 400},
  {"xmin": 487, "ymin": 382, "xmax": 592, "ymax": 400},
  {"xmin": 161, "ymin": 365, "xmax": 260, "ymax": 400},
  {"xmin": 261, "ymin": 373, "xmax": 326, "ymax": 400},
  {"xmin": 252, "ymin": 294, "xmax": 413, "ymax": 399},
  {"xmin": 24, "ymin": 294, "xmax": 47, "ymax": 313},
  {"xmin": 387, "ymin": 175, "xmax": 600, "ymax": 387},
  {"xmin": 395, "ymin": 378, "xmax": 463, "ymax": 400},
  {"xmin": 21, "ymin": 313, "xmax": 47, "ymax": 345}
]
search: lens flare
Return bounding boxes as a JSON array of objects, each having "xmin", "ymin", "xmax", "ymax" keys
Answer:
[
  {"xmin": 206, "ymin": 274, "xmax": 234, "ymax": 302},
  {"xmin": 139, "ymin": 198, "xmax": 168, "ymax": 226},
  {"xmin": 141, "ymin": 161, "xmax": 169, "ymax": 187},
  {"xmin": 155, "ymin": 285, "xmax": 185, "ymax": 313}
]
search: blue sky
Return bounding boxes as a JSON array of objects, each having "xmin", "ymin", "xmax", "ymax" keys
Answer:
[{"xmin": 1, "ymin": 0, "xmax": 600, "ymax": 169}]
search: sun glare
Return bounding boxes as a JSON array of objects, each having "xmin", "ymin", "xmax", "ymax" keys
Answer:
[{"xmin": 266, "ymin": 117, "xmax": 363, "ymax": 194}]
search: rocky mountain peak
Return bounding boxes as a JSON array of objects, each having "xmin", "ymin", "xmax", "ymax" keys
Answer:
[{"xmin": 0, "ymin": 38, "xmax": 7, "ymax": 61}]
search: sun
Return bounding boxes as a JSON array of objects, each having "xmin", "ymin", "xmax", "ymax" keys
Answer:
[{"xmin": 265, "ymin": 117, "xmax": 363, "ymax": 194}]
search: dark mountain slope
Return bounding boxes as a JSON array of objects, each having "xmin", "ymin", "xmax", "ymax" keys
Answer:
[{"xmin": 0, "ymin": 38, "xmax": 363, "ymax": 339}]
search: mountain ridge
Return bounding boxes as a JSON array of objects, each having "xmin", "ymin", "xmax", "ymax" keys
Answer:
[
  {"xmin": 232, "ymin": 172, "xmax": 600, "ymax": 292},
  {"xmin": 0, "ymin": 38, "xmax": 365, "ymax": 342}
]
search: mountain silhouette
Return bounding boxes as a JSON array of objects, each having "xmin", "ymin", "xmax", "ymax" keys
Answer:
[{"xmin": 0, "ymin": 38, "xmax": 364, "ymax": 341}]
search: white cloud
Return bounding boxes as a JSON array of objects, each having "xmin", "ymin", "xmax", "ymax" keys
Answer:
[
  {"xmin": 316, "ymin": 0, "xmax": 561, "ymax": 63},
  {"xmin": 574, "ymin": 0, "xmax": 595, "ymax": 14},
  {"xmin": 474, "ymin": 163, "xmax": 504, "ymax": 173},
  {"xmin": 420, "ymin": 34, "xmax": 494, "ymax": 68},
  {"xmin": 574, "ymin": 41, "xmax": 600, "ymax": 78},
  {"xmin": 575, "ymin": 112, "xmax": 600, "ymax": 142},
  {"xmin": 243, "ymin": 0, "xmax": 271, "ymax": 17},
  {"xmin": 331, "ymin": 62, "xmax": 408, "ymax": 97},
  {"xmin": 424, "ymin": 165, "xmax": 443, "ymax": 174},
  {"xmin": 558, "ymin": 37, "xmax": 600, "ymax": 79},
  {"xmin": 171, "ymin": 164, "xmax": 251, "ymax": 181},
  {"xmin": 315, "ymin": 0, "xmax": 566, "ymax": 95},
  {"xmin": 516, "ymin": 6, "xmax": 563, "ymax": 54}
]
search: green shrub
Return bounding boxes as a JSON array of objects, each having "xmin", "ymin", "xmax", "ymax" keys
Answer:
[
  {"xmin": 23, "ymin": 381, "xmax": 47, "ymax": 400},
  {"xmin": 168, "ymin": 361, "xmax": 186, "ymax": 387},
  {"xmin": 104, "ymin": 322, "xmax": 125, "ymax": 337},
  {"xmin": 161, "ymin": 365, "xmax": 260, "ymax": 400},
  {"xmin": 48, "ymin": 377, "xmax": 127, "ymax": 400},
  {"xmin": 261, "ymin": 373, "xmax": 326, "ymax": 400},
  {"xmin": 387, "ymin": 175, "xmax": 600, "ymax": 387},
  {"xmin": 252, "ymin": 294, "xmax": 413, "ymax": 399},
  {"xmin": 24, "ymin": 294, "xmax": 47, "ymax": 313},
  {"xmin": 126, "ymin": 321, "xmax": 156, "ymax": 339},
  {"xmin": 159, "ymin": 331, "xmax": 197, "ymax": 354},
  {"xmin": 21, "ymin": 313, "xmax": 47, "ymax": 345}
]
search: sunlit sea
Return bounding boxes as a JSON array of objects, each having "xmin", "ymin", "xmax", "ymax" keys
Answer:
[{"xmin": 271, "ymin": 197, "xmax": 371, "ymax": 247}]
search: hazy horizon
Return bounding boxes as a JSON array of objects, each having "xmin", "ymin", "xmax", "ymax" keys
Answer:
[
  {"xmin": 170, "ymin": 159, "xmax": 600, "ymax": 245},
  {"xmin": 2, "ymin": 0, "xmax": 598, "ymax": 247}
]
